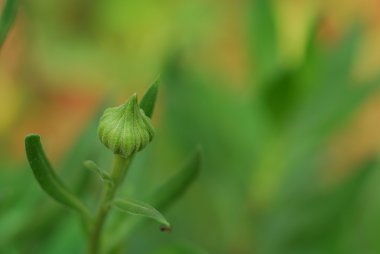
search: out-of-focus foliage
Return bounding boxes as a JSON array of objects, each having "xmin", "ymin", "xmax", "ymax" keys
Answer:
[
  {"xmin": 0, "ymin": 0, "xmax": 17, "ymax": 49},
  {"xmin": 1, "ymin": 0, "xmax": 380, "ymax": 253}
]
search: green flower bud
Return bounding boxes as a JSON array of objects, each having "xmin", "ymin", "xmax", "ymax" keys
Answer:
[{"xmin": 98, "ymin": 94, "xmax": 155, "ymax": 157}]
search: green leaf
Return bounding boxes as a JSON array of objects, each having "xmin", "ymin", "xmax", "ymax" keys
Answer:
[
  {"xmin": 150, "ymin": 146, "xmax": 202, "ymax": 210},
  {"xmin": 140, "ymin": 78, "xmax": 159, "ymax": 118},
  {"xmin": 248, "ymin": 0, "xmax": 277, "ymax": 80},
  {"xmin": 9, "ymin": 104, "xmax": 109, "ymax": 245},
  {"xmin": 257, "ymin": 157, "xmax": 378, "ymax": 254},
  {"xmin": 113, "ymin": 198, "xmax": 170, "ymax": 229},
  {"xmin": 83, "ymin": 160, "xmax": 113, "ymax": 186},
  {"xmin": 24, "ymin": 134, "xmax": 92, "ymax": 224},
  {"xmin": 104, "ymin": 146, "xmax": 202, "ymax": 252},
  {"xmin": 303, "ymin": 14, "xmax": 322, "ymax": 63},
  {"xmin": 291, "ymin": 25, "xmax": 366, "ymax": 139},
  {"xmin": 257, "ymin": 68, "xmax": 300, "ymax": 128},
  {"xmin": 0, "ymin": 0, "xmax": 18, "ymax": 49}
]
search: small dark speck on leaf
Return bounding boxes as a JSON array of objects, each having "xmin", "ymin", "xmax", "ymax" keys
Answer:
[{"xmin": 160, "ymin": 226, "xmax": 172, "ymax": 233}]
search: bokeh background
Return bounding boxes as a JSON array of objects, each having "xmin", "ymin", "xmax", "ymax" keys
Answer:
[{"xmin": 1, "ymin": 0, "xmax": 380, "ymax": 253}]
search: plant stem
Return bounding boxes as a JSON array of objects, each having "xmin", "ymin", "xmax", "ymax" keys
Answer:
[{"xmin": 89, "ymin": 155, "xmax": 132, "ymax": 254}]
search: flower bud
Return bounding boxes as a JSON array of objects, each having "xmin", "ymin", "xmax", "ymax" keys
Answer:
[{"xmin": 98, "ymin": 94, "xmax": 155, "ymax": 157}]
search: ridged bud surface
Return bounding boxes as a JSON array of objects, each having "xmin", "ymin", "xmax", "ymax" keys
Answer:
[{"xmin": 98, "ymin": 94, "xmax": 155, "ymax": 157}]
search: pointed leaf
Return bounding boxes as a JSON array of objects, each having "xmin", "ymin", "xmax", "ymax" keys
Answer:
[
  {"xmin": 140, "ymin": 78, "xmax": 159, "ymax": 118},
  {"xmin": 104, "ymin": 146, "xmax": 202, "ymax": 251},
  {"xmin": 113, "ymin": 198, "xmax": 170, "ymax": 228},
  {"xmin": 0, "ymin": 0, "xmax": 18, "ymax": 49},
  {"xmin": 24, "ymin": 134, "xmax": 91, "ymax": 222},
  {"xmin": 83, "ymin": 160, "xmax": 113, "ymax": 186},
  {"xmin": 150, "ymin": 146, "xmax": 203, "ymax": 210}
]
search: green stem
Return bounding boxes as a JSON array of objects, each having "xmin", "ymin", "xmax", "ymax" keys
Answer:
[{"xmin": 89, "ymin": 155, "xmax": 132, "ymax": 254}]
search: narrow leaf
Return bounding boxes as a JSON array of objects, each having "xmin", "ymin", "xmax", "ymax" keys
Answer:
[
  {"xmin": 140, "ymin": 78, "xmax": 159, "ymax": 118},
  {"xmin": 24, "ymin": 134, "xmax": 91, "ymax": 222},
  {"xmin": 248, "ymin": 0, "xmax": 277, "ymax": 80},
  {"xmin": 113, "ymin": 198, "xmax": 170, "ymax": 228},
  {"xmin": 0, "ymin": 0, "xmax": 18, "ymax": 49},
  {"xmin": 104, "ymin": 146, "xmax": 202, "ymax": 251},
  {"xmin": 11, "ymin": 104, "xmax": 109, "ymax": 242},
  {"xmin": 262, "ymin": 157, "xmax": 378, "ymax": 254},
  {"xmin": 150, "ymin": 146, "xmax": 203, "ymax": 210},
  {"xmin": 83, "ymin": 160, "xmax": 113, "ymax": 186}
]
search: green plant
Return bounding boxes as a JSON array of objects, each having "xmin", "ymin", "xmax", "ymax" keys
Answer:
[
  {"xmin": 24, "ymin": 81, "xmax": 202, "ymax": 254},
  {"xmin": 0, "ymin": 0, "xmax": 18, "ymax": 50}
]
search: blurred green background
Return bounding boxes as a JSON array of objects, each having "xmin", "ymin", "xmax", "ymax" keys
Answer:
[{"xmin": 1, "ymin": 0, "xmax": 380, "ymax": 253}]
